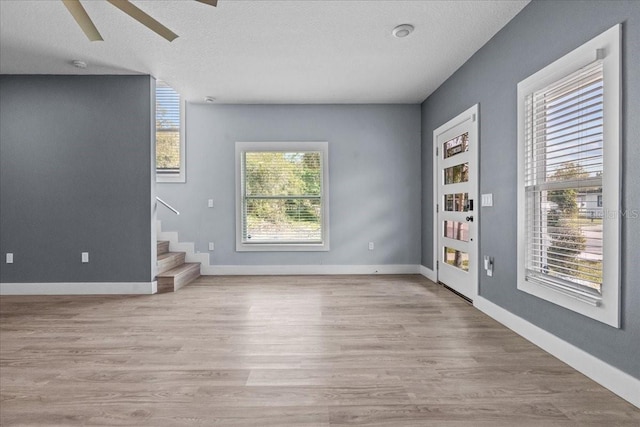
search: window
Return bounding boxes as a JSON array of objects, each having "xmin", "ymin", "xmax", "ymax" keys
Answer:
[
  {"xmin": 235, "ymin": 141, "xmax": 330, "ymax": 252},
  {"xmin": 517, "ymin": 25, "xmax": 620, "ymax": 327},
  {"xmin": 156, "ymin": 81, "xmax": 185, "ymax": 182}
]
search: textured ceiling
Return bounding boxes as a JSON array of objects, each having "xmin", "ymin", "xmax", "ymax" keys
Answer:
[{"xmin": 0, "ymin": 0, "xmax": 529, "ymax": 103}]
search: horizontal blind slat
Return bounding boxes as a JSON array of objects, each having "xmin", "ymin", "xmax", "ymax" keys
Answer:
[
  {"xmin": 531, "ymin": 134, "xmax": 602, "ymax": 155},
  {"xmin": 532, "ymin": 62, "xmax": 603, "ymax": 102},
  {"xmin": 530, "ymin": 89, "xmax": 603, "ymax": 124}
]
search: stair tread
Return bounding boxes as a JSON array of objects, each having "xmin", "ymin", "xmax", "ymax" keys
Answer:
[
  {"xmin": 156, "ymin": 251, "xmax": 187, "ymax": 275},
  {"xmin": 157, "ymin": 262, "xmax": 200, "ymax": 277}
]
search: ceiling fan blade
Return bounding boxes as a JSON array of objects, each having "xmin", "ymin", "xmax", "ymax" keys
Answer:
[
  {"xmin": 61, "ymin": 0, "xmax": 103, "ymax": 41},
  {"xmin": 106, "ymin": 0, "xmax": 178, "ymax": 42},
  {"xmin": 195, "ymin": 0, "xmax": 218, "ymax": 6}
]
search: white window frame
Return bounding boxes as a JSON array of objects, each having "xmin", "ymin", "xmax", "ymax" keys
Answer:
[
  {"xmin": 156, "ymin": 80, "xmax": 186, "ymax": 183},
  {"xmin": 235, "ymin": 141, "xmax": 330, "ymax": 252},
  {"xmin": 517, "ymin": 24, "xmax": 621, "ymax": 327}
]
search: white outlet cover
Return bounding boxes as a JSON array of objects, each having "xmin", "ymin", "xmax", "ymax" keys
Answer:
[
  {"xmin": 208, "ymin": 199, "xmax": 214, "ymax": 208},
  {"xmin": 368, "ymin": 242, "xmax": 374, "ymax": 250},
  {"xmin": 81, "ymin": 252, "xmax": 89, "ymax": 263},
  {"xmin": 6, "ymin": 253, "xmax": 13, "ymax": 264},
  {"xmin": 208, "ymin": 242, "xmax": 215, "ymax": 251}
]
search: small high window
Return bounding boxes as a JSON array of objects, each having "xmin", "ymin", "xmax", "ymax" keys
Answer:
[{"xmin": 156, "ymin": 81, "xmax": 185, "ymax": 182}]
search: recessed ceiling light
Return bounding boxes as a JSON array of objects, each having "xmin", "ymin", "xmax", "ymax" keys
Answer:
[
  {"xmin": 204, "ymin": 96, "xmax": 216, "ymax": 103},
  {"xmin": 392, "ymin": 24, "xmax": 414, "ymax": 38},
  {"xmin": 71, "ymin": 60, "xmax": 87, "ymax": 69}
]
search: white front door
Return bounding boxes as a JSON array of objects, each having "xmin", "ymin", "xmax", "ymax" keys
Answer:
[{"xmin": 434, "ymin": 105, "xmax": 479, "ymax": 301}]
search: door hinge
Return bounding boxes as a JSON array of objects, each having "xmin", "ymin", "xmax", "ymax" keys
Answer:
[
  {"xmin": 436, "ymin": 203, "xmax": 439, "ymax": 213},
  {"xmin": 436, "ymin": 146, "xmax": 439, "ymax": 156},
  {"xmin": 436, "ymin": 260, "xmax": 439, "ymax": 270}
]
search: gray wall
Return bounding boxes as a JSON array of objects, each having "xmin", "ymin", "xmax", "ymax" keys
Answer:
[
  {"xmin": 0, "ymin": 75, "xmax": 154, "ymax": 283},
  {"xmin": 421, "ymin": 0, "xmax": 639, "ymax": 377},
  {"xmin": 157, "ymin": 104, "xmax": 421, "ymax": 266}
]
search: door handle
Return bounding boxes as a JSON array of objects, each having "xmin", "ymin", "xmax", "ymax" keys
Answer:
[{"xmin": 466, "ymin": 216, "xmax": 474, "ymax": 222}]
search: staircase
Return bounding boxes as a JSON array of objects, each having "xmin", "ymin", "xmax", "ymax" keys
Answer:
[{"xmin": 156, "ymin": 240, "xmax": 200, "ymax": 293}]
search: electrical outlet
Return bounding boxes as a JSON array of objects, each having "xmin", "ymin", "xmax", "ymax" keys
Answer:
[
  {"xmin": 6, "ymin": 253, "xmax": 13, "ymax": 264},
  {"xmin": 368, "ymin": 242, "xmax": 374, "ymax": 250},
  {"xmin": 208, "ymin": 199, "xmax": 214, "ymax": 208},
  {"xmin": 208, "ymin": 242, "xmax": 215, "ymax": 251},
  {"xmin": 484, "ymin": 255, "xmax": 494, "ymax": 276},
  {"xmin": 81, "ymin": 252, "xmax": 89, "ymax": 263}
]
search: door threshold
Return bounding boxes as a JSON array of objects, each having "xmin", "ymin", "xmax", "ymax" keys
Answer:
[{"xmin": 439, "ymin": 282, "xmax": 473, "ymax": 305}]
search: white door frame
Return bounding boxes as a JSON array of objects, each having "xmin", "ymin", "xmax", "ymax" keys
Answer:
[{"xmin": 432, "ymin": 104, "xmax": 479, "ymax": 300}]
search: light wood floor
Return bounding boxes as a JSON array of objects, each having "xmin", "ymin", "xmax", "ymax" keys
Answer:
[{"xmin": 1, "ymin": 275, "xmax": 638, "ymax": 426}]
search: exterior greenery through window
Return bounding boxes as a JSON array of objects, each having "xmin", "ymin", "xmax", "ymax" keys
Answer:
[
  {"xmin": 236, "ymin": 142, "xmax": 329, "ymax": 251},
  {"xmin": 244, "ymin": 152, "xmax": 321, "ymax": 242},
  {"xmin": 156, "ymin": 81, "xmax": 184, "ymax": 182},
  {"xmin": 517, "ymin": 24, "xmax": 620, "ymax": 327}
]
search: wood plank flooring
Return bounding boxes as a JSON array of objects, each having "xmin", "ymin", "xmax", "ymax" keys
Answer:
[{"xmin": 1, "ymin": 275, "xmax": 638, "ymax": 426}]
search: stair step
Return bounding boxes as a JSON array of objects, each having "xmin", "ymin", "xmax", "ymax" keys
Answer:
[
  {"xmin": 157, "ymin": 251, "xmax": 186, "ymax": 275},
  {"xmin": 157, "ymin": 263, "xmax": 201, "ymax": 293},
  {"xmin": 157, "ymin": 240, "xmax": 170, "ymax": 255}
]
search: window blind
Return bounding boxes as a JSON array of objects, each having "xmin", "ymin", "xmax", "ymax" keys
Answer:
[
  {"xmin": 242, "ymin": 151, "xmax": 323, "ymax": 243},
  {"xmin": 524, "ymin": 60, "xmax": 604, "ymax": 295},
  {"xmin": 156, "ymin": 82, "xmax": 181, "ymax": 172}
]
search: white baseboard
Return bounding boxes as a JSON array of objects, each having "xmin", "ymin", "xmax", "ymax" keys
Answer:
[
  {"xmin": 157, "ymin": 221, "xmax": 419, "ymax": 278},
  {"xmin": 474, "ymin": 296, "xmax": 639, "ymax": 408},
  {"xmin": 419, "ymin": 265, "xmax": 437, "ymax": 282},
  {"xmin": 0, "ymin": 281, "xmax": 157, "ymax": 295},
  {"xmin": 201, "ymin": 264, "xmax": 420, "ymax": 276}
]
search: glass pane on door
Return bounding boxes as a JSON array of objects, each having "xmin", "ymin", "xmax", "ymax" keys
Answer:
[
  {"xmin": 444, "ymin": 193, "xmax": 469, "ymax": 212},
  {"xmin": 444, "ymin": 163, "xmax": 469, "ymax": 184},
  {"xmin": 443, "ymin": 132, "xmax": 469, "ymax": 159},
  {"xmin": 444, "ymin": 221, "xmax": 469, "ymax": 242},
  {"xmin": 444, "ymin": 247, "xmax": 469, "ymax": 272}
]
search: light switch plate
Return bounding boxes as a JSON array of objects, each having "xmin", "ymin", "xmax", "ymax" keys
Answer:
[
  {"xmin": 481, "ymin": 193, "xmax": 493, "ymax": 207},
  {"xmin": 6, "ymin": 253, "xmax": 13, "ymax": 264},
  {"xmin": 81, "ymin": 252, "xmax": 89, "ymax": 263}
]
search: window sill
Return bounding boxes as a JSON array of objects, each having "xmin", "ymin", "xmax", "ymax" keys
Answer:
[
  {"xmin": 517, "ymin": 278, "xmax": 618, "ymax": 328},
  {"xmin": 526, "ymin": 275, "xmax": 601, "ymax": 307},
  {"xmin": 156, "ymin": 173, "xmax": 185, "ymax": 183},
  {"xmin": 236, "ymin": 242, "xmax": 329, "ymax": 252}
]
